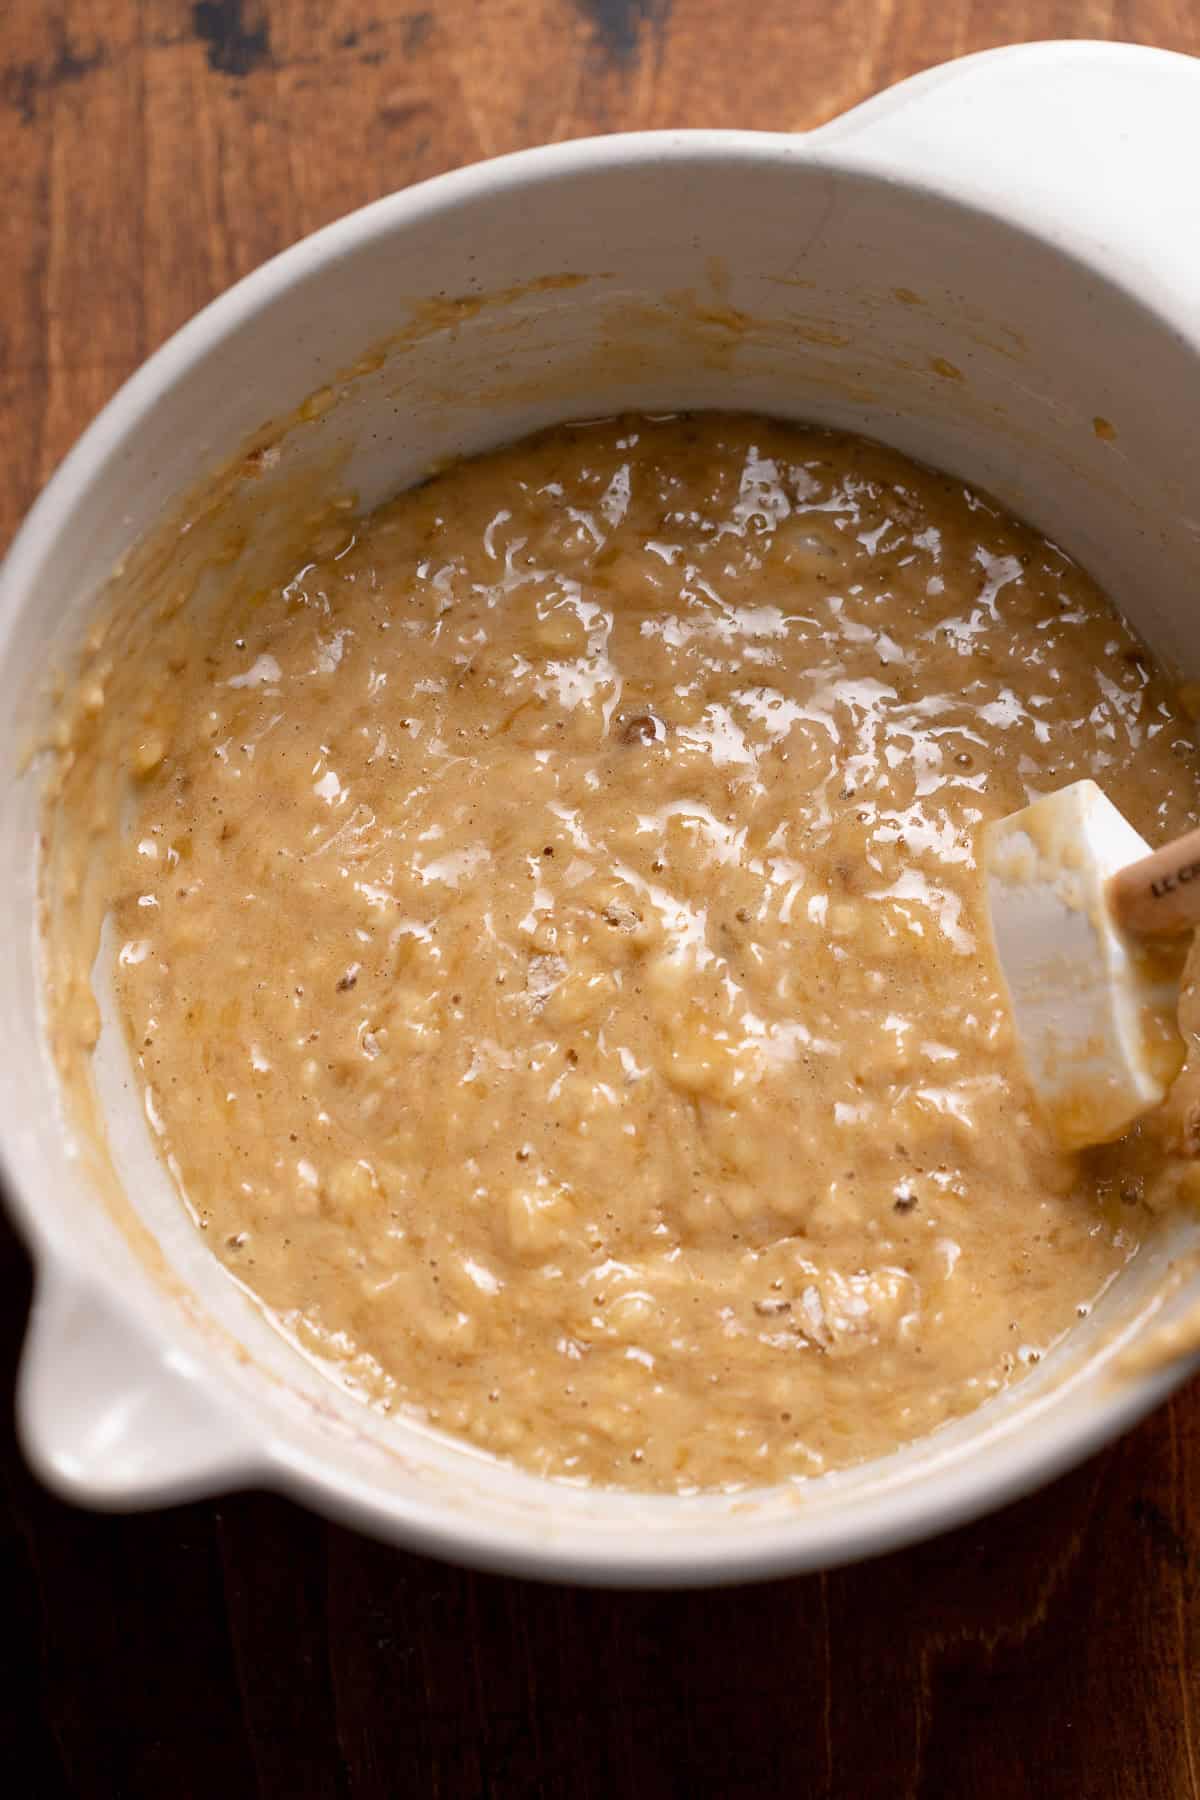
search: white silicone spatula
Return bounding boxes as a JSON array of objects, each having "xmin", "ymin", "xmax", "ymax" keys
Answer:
[{"xmin": 985, "ymin": 779, "xmax": 1200, "ymax": 1150}]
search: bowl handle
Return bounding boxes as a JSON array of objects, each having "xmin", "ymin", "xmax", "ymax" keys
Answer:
[
  {"xmin": 17, "ymin": 1270, "xmax": 265, "ymax": 1507},
  {"xmin": 816, "ymin": 39, "xmax": 1200, "ymax": 311}
]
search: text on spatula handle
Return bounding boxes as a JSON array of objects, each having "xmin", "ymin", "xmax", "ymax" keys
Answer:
[
  {"xmin": 1151, "ymin": 861, "xmax": 1200, "ymax": 897},
  {"xmin": 1109, "ymin": 825, "xmax": 1200, "ymax": 936}
]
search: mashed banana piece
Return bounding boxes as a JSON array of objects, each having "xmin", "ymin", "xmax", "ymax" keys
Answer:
[{"xmin": 48, "ymin": 415, "xmax": 1200, "ymax": 1490}]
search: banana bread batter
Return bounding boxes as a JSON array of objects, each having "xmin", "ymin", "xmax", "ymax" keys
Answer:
[{"xmin": 44, "ymin": 414, "xmax": 1200, "ymax": 1489}]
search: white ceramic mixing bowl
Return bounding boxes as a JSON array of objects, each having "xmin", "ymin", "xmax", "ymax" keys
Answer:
[{"xmin": 4, "ymin": 40, "xmax": 1200, "ymax": 1586}]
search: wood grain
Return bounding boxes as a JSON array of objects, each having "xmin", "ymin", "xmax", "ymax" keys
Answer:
[{"xmin": 4, "ymin": 3, "xmax": 1200, "ymax": 1794}]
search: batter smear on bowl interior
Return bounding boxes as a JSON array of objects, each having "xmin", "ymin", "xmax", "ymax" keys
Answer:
[{"xmin": 50, "ymin": 414, "xmax": 1200, "ymax": 1490}]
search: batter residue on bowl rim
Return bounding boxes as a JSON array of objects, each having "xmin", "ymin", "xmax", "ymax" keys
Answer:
[{"xmin": 42, "ymin": 412, "xmax": 1200, "ymax": 1491}]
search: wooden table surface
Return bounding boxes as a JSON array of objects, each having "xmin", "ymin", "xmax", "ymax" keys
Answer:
[{"xmin": 5, "ymin": 3, "xmax": 1200, "ymax": 1794}]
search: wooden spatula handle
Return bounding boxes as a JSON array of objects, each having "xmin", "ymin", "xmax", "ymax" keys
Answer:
[{"xmin": 1109, "ymin": 825, "xmax": 1200, "ymax": 936}]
